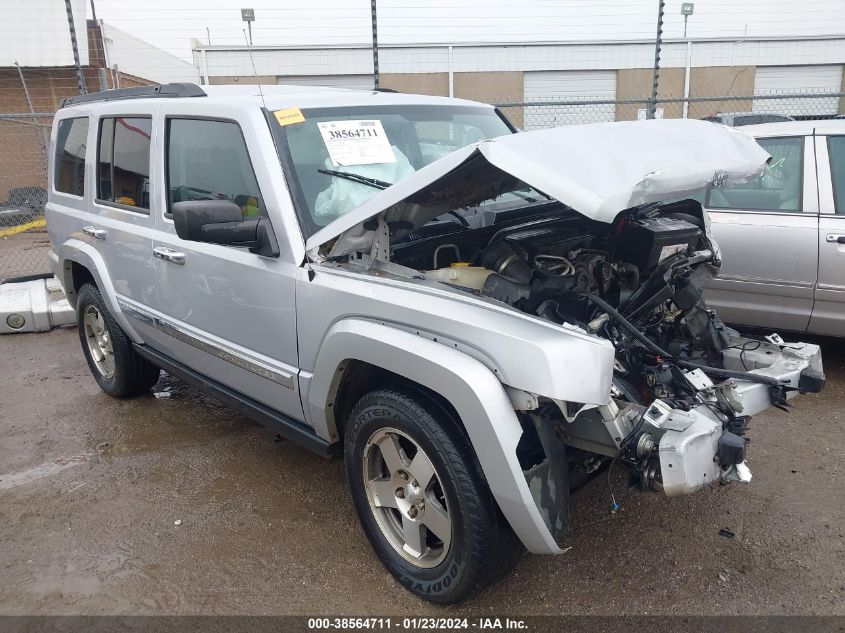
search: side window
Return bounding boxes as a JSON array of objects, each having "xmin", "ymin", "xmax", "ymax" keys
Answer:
[
  {"xmin": 97, "ymin": 117, "xmax": 152, "ymax": 210},
  {"xmin": 54, "ymin": 117, "xmax": 89, "ymax": 197},
  {"xmin": 166, "ymin": 118, "xmax": 264, "ymax": 218},
  {"xmin": 828, "ymin": 136, "xmax": 845, "ymax": 214},
  {"xmin": 708, "ymin": 136, "xmax": 804, "ymax": 212}
]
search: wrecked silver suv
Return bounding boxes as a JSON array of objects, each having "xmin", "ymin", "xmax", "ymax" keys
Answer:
[{"xmin": 47, "ymin": 84, "xmax": 824, "ymax": 604}]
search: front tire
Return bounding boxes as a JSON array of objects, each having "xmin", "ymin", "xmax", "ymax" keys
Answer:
[
  {"xmin": 76, "ymin": 283, "xmax": 160, "ymax": 398},
  {"xmin": 344, "ymin": 387, "xmax": 522, "ymax": 604}
]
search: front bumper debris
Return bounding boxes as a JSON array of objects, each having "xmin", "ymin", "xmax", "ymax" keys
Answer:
[{"xmin": 640, "ymin": 337, "xmax": 823, "ymax": 497}]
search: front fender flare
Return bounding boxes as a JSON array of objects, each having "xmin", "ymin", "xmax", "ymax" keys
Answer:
[{"xmin": 305, "ymin": 318, "xmax": 565, "ymax": 555}]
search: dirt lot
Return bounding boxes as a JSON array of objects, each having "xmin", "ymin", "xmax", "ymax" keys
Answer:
[{"xmin": 0, "ymin": 327, "xmax": 842, "ymax": 616}]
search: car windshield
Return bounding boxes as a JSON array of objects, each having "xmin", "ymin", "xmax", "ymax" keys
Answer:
[{"xmin": 270, "ymin": 104, "xmax": 545, "ymax": 237}]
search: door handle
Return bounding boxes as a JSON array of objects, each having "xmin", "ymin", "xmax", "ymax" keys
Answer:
[
  {"xmin": 153, "ymin": 246, "xmax": 186, "ymax": 265},
  {"xmin": 825, "ymin": 234, "xmax": 845, "ymax": 244},
  {"xmin": 83, "ymin": 225, "xmax": 106, "ymax": 240}
]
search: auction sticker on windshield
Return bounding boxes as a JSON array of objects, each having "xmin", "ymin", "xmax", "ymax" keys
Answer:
[{"xmin": 317, "ymin": 120, "xmax": 396, "ymax": 167}]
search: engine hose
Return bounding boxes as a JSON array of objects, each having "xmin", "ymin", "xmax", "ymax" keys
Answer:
[{"xmin": 565, "ymin": 291, "xmax": 783, "ymax": 388}]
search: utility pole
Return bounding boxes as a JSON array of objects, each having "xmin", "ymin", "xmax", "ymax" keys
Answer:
[
  {"xmin": 371, "ymin": 0, "xmax": 379, "ymax": 89},
  {"xmin": 64, "ymin": 0, "xmax": 87, "ymax": 95},
  {"xmin": 647, "ymin": 0, "xmax": 665, "ymax": 120}
]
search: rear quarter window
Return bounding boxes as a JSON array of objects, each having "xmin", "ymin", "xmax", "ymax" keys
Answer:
[{"xmin": 54, "ymin": 117, "xmax": 89, "ymax": 197}]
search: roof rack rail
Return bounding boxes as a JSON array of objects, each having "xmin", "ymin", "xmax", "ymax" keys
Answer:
[{"xmin": 60, "ymin": 83, "xmax": 207, "ymax": 108}]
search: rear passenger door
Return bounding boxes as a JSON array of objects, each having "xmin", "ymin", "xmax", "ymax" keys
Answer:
[
  {"xmin": 89, "ymin": 112, "xmax": 157, "ymax": 320},
  {"xmin": 147, "ymin": 115, "xmax": 303, "ymax": 421},
  {"xmin": 704, "ymin": 135, "xmax": 819, "ymax": 332},
  {"xmin": 811, "ymin": 134, "xmax": 845, "ymax": 335}
]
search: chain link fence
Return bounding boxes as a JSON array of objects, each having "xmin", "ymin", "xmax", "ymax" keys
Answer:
[
  {"xmin": 0, "ymin": 90, "xmax": 843, "ymax": 281},
  {"xmin": 496, "ymin": 91, "xmax": 845, "ymax": 130},
  {"xmin": 0, "ymin": 112, "xmax": 53, "ymax": 282}
]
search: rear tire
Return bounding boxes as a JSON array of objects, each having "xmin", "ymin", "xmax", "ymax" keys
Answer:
[
  {"xmin": 76, "ymin": 283, "xmax": 160, "ymax": 398},
  {"xmin": 344, "ymin": 386, "xmax": 522, "ymax": 604}
]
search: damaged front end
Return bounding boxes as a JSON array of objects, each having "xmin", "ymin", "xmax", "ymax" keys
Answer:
[{"xmin": 304, "ymin": 119, "xmax": 824, "ymax": 542}]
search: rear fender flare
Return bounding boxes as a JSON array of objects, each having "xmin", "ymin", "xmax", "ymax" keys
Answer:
[{"xmin": 56, "ymin": 239, "xmax": 142, "ymax": 343}]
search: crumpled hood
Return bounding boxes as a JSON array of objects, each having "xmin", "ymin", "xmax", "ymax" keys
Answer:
[{"xmin": 306, "ymin": 118, "xmax": 770, "ymax": 258}]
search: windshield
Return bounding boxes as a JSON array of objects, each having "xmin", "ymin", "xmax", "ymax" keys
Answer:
[{"xmin": 270, "ymin": 104, "xmax": 520, "ymax": 236}]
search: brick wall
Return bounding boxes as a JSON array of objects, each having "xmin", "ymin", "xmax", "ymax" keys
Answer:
[{"xmin": 0, "ymin": 22, "xmax": 154, "ymax": 203}]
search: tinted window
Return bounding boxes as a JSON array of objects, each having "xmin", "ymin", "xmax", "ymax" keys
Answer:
[
  {"xmin": 829, "ymin": 136, "xmax": 845, "ymax": 214},
  {"xmin": 708, "ymin": 137, "xmax": 803, "ymax": 212},
  {"xmin": 54, "ymin": 117, "xmax": 89, "ymax": 196},
  {"xmin": 166, "ymin": 119, "xmax": 263, "ymax": 218},
  {"xmin": 97, "ymin": 117, "xmax": 151, "ymax": 210}
]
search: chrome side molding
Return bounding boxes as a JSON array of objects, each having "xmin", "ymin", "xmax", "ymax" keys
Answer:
[{"xmin": 117, "ymin": 300, "xmax": 295, "ymax": 389}]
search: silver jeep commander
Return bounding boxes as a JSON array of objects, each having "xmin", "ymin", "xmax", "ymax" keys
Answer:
[{"xmin": 46, "ymin": 84, "xmax": 824, "ymax": 604}]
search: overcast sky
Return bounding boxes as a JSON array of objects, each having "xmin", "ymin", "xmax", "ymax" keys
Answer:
[{"xmin": 89, "ymin": 0, "xmax": 845, "ymax": 62}]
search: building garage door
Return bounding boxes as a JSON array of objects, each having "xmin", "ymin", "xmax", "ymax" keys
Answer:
[
  {"xmin": 523, "ymin": 71, "xmax": 617, "ymax": 129},
  {"xmin": 276, "ymin": 74, "xmax": 374, "ymax": 91},
  {"xmin": 754, "ymin": 65, "xmax": 843, "ymax": 118}
]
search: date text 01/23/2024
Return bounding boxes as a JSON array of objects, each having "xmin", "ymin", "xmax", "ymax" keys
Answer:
[{"xmin": 307, "ymin": 617, "xmax": 528, "ymax": 630}]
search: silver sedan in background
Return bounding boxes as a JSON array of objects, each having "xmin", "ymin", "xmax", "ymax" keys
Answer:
[{"xmin": 703, "ymin": 120, "xmax": 845, "ymax": 337}]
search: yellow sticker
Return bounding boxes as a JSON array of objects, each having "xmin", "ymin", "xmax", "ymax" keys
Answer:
[{"xmin": 273, "ymin": 107, "xmax": 305, "ymax": 127}]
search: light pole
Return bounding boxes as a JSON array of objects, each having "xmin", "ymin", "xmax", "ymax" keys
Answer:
[
  {"xmin": 681, "ymin": 3, "xmax": 695, "ymax": 118},
  {"xmin": 241, "ymin": 8, "xmax": 255, "ymax": 46}
]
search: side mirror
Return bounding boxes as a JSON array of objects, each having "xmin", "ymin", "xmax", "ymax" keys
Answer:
[{"xmin": 171, "ymin": 200, "xmax": 279, "ymax": 258}]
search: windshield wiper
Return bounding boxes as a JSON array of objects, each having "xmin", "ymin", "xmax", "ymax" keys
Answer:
[
  {"xmin": 510, "ymin": 189, "xmax": 552, "ymax": 203},
  {"xmin": 318, "ymin": 168, "xmax": 391, "ymax": 190}
]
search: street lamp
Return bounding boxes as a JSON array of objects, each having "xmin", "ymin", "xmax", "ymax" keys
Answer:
[
  {"xmin": 681, "ymin": 3, "xmax": 695, "ymax": 38},
  {"xmin": 681, "ymin": 3, "xmax": 695, "ymax": 118},
  {"xmin": 241, "ymin": 8, "xmax": 255, "ymax": 46}
]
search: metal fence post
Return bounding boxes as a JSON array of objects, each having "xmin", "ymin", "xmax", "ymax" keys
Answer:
[
  {"xmin": 64, "ymin": 0, "xmax": 87, "ymax": 95},
  {"xmin": 371, "ymin": 0, "xmax": 379, "ymax": 89},
  {"xmin": 647, "ymin": 0, "xmax": 666, "ymax": 120}
]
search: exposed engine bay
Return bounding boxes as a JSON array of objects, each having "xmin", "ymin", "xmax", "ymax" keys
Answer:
[
  {"xmin": 397, "ymin": 199, "xmax": 768, "ymax": 406},
  {"xmin": 387, "ymin": 199, "xmax": 824, "ymax": 517}
]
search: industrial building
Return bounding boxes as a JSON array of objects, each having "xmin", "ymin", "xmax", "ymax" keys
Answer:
[{"xmin": 192, "ymin": 1, "xmax": 845, "ymax": 125}]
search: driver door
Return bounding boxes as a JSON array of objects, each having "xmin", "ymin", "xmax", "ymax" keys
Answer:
[{"xmin": 145, "ymin": 114, "xmax": 303, "ymax": 420}]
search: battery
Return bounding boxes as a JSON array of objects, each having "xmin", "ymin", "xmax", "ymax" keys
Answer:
[{"xmin": 612, "ymin": 216, "xmax": 700, "ymax": 272}]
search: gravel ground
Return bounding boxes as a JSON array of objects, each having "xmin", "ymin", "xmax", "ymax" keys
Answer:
[{"xmin": 0, "ymin": 327, "xmax": 842, "ymax": 615}]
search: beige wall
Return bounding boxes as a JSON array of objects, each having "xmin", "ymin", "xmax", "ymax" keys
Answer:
[
  {"xmin": 616, "ymin": 65, "xmax": 756, "ymax": 120},
  {"xmin": 840, "ymin": 69, "xmax": 845, "ymax": 115},
  {"xmin": 616, "ymin": 67, "xmax": 685, "ymax": 120},
  {"xmin": 688, "ymin": 66, "xmax": 756, "ymax": 118},
  {"xmin": 380, "ymin": 73, "xmax": 449, "ymax": 96},
  {"xmin": 453, "ymin": 71, "xmax": 524, "ymax": 127},
  {"xmin": 209, "ymin": 75, "xmax": 276, "ymax": 85},
  {"xmin": 453, "ymin": 71, "xmax": 523, "ymax": 103}
]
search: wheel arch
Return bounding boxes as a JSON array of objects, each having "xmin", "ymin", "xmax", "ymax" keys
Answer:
[
  {"xmin": 304, "ymin": 317, "xmax": 565, "ymax": 555},
  {"xmin": 55, "ymin": 239, "xmax": 142, "ymax": 342},
  {"xmin": 330, "ymin": 359, "xmax": 465, "ymax": 447}
]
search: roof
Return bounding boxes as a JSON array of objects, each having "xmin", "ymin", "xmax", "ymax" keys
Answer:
[
  {"xmin": 59, "ymin": 82, "xmax": 493, "ymax": 113},
  {"xmin": 736, "ymin": 119, "xmax": 845, "ymax": 137}
]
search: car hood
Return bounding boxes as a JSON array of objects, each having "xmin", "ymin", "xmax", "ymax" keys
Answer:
[{"xmin": 305, "ymin": 118, "xmax": 770, "ymax": 258}]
